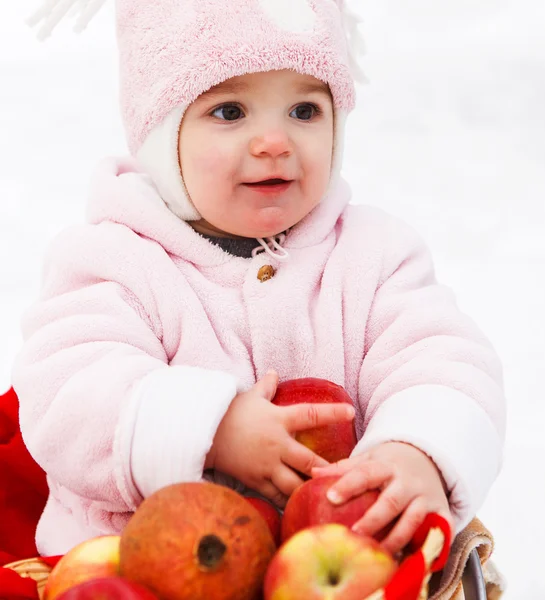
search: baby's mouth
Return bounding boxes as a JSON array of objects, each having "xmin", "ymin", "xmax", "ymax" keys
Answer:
[
  {"xmin": 243, "ymin": 179, "xmax": 293, "ymax": 194},
  {"xmin": 245, "ymin": 178, "xmax": 292, "ymax": 186}
]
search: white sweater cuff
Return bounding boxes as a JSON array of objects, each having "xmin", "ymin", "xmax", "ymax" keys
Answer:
[
  {"xmin": 353, "ymin": 385, "xmax": 503, "ymax": 533},
  {"xmin": 118, "ymin": 366, "xmax": 238, "ymax": 501}
]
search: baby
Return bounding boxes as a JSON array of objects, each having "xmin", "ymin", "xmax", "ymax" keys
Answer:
[{"xmin": 15, "ymin": 0, "xmax": 505, "ymax": 558}]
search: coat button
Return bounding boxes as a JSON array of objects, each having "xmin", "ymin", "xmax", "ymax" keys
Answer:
[{"xmin": 257, "ymin": 265, "xmax": 275, "ymax": 282}]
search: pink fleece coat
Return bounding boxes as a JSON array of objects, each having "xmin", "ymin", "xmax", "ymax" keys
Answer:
[{"xmin": 12, "ymin": 157, "xmax": 505, "ymax": 555}]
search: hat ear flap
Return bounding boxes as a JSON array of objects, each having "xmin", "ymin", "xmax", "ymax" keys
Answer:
[{"xmin": 27, "ymin": 0, "xmax": 108, "ymax": 40}]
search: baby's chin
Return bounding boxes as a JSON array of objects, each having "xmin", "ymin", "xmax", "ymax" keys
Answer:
[
  {"xmin": 206, "ymin": 204, "xmax": 311, "ymax": 239},
  {"xmin": 239, "ymin": 206, "xmax": 305, "ymax": 238}
]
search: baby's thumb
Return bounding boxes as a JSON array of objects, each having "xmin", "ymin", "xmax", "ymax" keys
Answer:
[{"xmin": 256, "ymin": 369, "xmax": 279, "ymax": 401}]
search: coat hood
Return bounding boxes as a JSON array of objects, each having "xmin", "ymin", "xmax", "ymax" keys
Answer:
[{"xmin": 86, "ymin": 156, "xmax": 352, "ymax": 268}]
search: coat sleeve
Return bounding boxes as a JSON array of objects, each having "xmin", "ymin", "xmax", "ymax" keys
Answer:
[
  {"xmin": 353, "ymin": 215, "xmax": 506, "ymax": 532},
  {"xmin": 11, "ymin": 224, "xmax": 238, "ymax": 517}
]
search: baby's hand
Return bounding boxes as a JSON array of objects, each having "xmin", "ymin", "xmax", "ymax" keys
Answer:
[
  {"xmin": 312, "ymin": 441, "xmax": 453, "ymax": 555},
  {"xmin": 209, "ymin": 370, "xmax": 355, "ymax": 508}
]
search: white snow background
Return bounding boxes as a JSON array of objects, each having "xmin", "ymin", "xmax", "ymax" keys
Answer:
[{"xmin": 0, "ymin": 1, "xmax": 544, "ymax": 597}]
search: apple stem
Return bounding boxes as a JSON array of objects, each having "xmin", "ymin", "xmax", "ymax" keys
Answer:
[{"xmin": 197, "ymin": 534, "xmax": 227, "ymax": 570}]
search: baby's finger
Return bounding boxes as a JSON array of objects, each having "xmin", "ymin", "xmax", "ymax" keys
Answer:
[
  {"xmin": 271, "ymin": 465, "xmax": 306, "ymax": 498},
  {"xmin": 255, "ymin": 369, "xmax": 279, "ymax": 401},
  {"xmin": 311, "ymin": 457, "xmax": 354, "ymax": 478},
  {"xmin": 283, "ymin": 438, "xmax": 329, "ymax": 477},
  {"xmin": 326, "ymin": 460, "xmax": 393, "ymax": 505},
  {"xmin": 378, "ymin": 496, "xmax": 428, "ymax": 555},
  {"xmin": 352, "ymin": 480, "xmax": 411, "ymax": 537},
  {"xmin": 284, "ymin": 402, "xmax": 355, "ymax": 432},
  {"xmin": 257, "ymin": 480, "xmax": 289, "ymax": 509}
]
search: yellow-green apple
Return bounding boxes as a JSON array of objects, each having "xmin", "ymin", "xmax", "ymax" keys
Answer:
[
  {"xmin": 119, "ymin": 482, "xmax": 276, "ymax": 600},
  {"xmin": 271, "ymin": 378, "xmax": 356, "ymax": 463},
  {"xmin": 281, "ymin": 475, "xmax": 392, "ymax": 543},
  {"xmin": 263, "ymin": 524, "xmax": 397, "ymax": 600},
  {"xmin": 56, "ymin": 576, "xmax": 158, "ymax": 599},
  {"xmin": 43, "ymin": 535, "xmax": 120, "ymax": 600},
  {"xmin": 245, "ymin": 496, "xmax": 282, "ymax": 547}
]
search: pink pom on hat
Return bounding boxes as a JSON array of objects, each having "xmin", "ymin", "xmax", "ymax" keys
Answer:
[{"xmin": 29, "ymin": 0, "xmax": 364, "ymax": 222}]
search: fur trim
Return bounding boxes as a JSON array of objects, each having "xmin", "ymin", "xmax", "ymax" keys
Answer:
[{"xmin": 136, "ymin": 106, "xmax": 201, "ymax": 222}]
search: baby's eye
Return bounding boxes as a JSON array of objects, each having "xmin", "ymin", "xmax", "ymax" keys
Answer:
[
  {"xmin": 290, "ymin": 103, "xmax": 321, "ymax": 121},
  {"xmin": 211, "ymin": 104, "xmax": 243, "ymax": 121}
]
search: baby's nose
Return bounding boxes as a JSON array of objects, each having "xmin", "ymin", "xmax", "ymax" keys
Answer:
[{"xmin": 249, "ymin": 129, "xmax": 292, "ymax": 157}]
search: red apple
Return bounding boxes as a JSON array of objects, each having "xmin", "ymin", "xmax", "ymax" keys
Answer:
[
  {"xmin": 245, "ymin": 496, "xmax": 282, "ymax": 547},
  {"xmin": 281, "ymin": 475, "xmax": 392, "ymax": 543},
  {"xmin": 264, "ymin": 524, "xmax": 397, "ymax": 600},
  {"xmin": 43, "ymin": 536, "xmax": 120, "ymax": 600},
  {"xmin": 272, "ymin": 378, "xmax": 357, "ymax": 463},
  {"xmin": 56, "ymin": 576, "xmax": 158, "ymax": 599}
]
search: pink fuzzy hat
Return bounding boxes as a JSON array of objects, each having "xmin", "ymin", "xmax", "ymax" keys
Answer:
[{"xmin": 29, "ymin": 0, "xmax": 364, "ymax": 221}]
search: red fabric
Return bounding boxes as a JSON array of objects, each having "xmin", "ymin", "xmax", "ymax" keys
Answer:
[
  {"xmin": 382, "ymin": 512, "xmax": 452, "ymax": 600},
  {"xmin": 0, "ymin": 387, "xmax": 49, "ymax": 598},
  {"xmin": 384, "ymin": 551, "xmax": 427, "ymax": 600},
  {"xmin": 0, "ymin": 558, "xmax": 63, "ymax": 600},
  {"xmin": 41, "ymin": 557, "xmax": 62, "ymax": 569},
  {"xmin": 0, "ymin": 566, "xmax": 40, "ymax": 600},
  {"xmin": 0, "ymin": 387, "xmax": 49, "ymax": 565},
  {"xmin": 408, "ymin": 512, "xmax": 452, "ymax": 572}
]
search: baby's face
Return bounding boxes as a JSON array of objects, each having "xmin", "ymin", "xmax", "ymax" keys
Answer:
[{"xmin": 179, "ymin": 70, "xmax": 334, "ymax": 239}]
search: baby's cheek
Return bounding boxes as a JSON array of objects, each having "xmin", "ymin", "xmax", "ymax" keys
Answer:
[{"xmin": 193, "ymin": 146, "xmax": 229, "ymax": 177}]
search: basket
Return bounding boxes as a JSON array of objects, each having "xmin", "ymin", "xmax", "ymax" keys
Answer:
[
  {"xmin": 2, "ymin": 557, "xmax": 52, "ymax": 599},
  {"xmin": 3, "ymin": 513, "xmax": 451, "ymax": 600}
]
